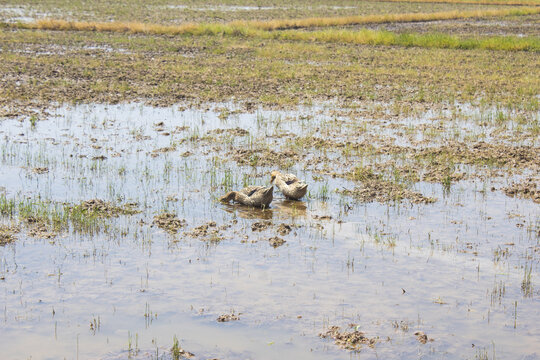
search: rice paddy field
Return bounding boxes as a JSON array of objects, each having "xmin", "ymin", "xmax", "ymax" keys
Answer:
[{"xmin": 0, "ymin": 1, "xmax": 539, "ymax": 359}]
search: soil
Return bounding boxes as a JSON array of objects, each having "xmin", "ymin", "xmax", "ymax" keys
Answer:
[
  {"xmin": 339, "ymin": 180, "xmax": 436, "ymax": 204},
  {"xmin": 268, "ymin": 236, "xmax": 286, "ymax": 247},
  {"xmin": 503, "ymin": 178, "xmax": 540, "ymax": 203},
  {"xmin": 276, "ymin": 223, "xmax": 292, "ymax": 235},
  {"xmin": 414, "ymin": 331, "xmax": 434, "ymax": 344},
  {"xmin": 216, "ymin": 313, "xmax": 240, "ymax": 322},
  {"xmin": 27, "ymin": 221, "xmax": 57, "ymax": 239},
  {"xmin": 152, "ymin": 212, "xmax": 186, "ymax": 234},
  {"xmin": 188, "ymin": 221, "xmax": 224, "ymax": 242},
  {"xmin": 320, "ymin": 325, "xmax": 378, "ymax": 351},
  {"xmin": 0, "ymin": 224, "xmax": 19, "ymax": 245},
  {"xmin": 251, "ymin": 221, "xmax": 272, "ymax": 232},
  {"xmin": 74, "ymin": 199, "xmax": 140, "ymax": 217}
]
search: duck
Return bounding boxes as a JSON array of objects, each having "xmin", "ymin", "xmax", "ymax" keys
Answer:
[
  {"xmin": 270, "ymin": 170, "xmax": 308, "ymax": 200},
  {"xmin": 219, "ymin": 186, "xmax": 273, "ymax": 208}
]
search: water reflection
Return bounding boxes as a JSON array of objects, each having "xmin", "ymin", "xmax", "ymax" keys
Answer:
[
  {"xmin": 220, "ymin": 199, "xmax": 308, "ymax": 220},
  {"xmin": 273, "ymin": 199, "xmax": 308, "ymax": 218},
  {"xmin": 221, "ymin": 203, "xmax": 274, "ymax": 220}
]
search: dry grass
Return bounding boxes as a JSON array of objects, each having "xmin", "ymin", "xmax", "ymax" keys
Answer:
[
  {"xmin": 22, "ymin": 19, "xmax": 199, "ymax": 35},
  {"xmin": 17, "ymin": 7, "xmax": 540, "ymax": 34},
  {"xmin": 17, "ymin": 18, "xmax": 259, "ymax": 37},
  {"xmin": 238, "ymin": 7, "xmax": 540, "ymax": 30}
]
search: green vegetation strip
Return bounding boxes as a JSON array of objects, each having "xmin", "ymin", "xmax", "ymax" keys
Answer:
[
  {"xmin": 378, "ymin": 0, "xmax": 540, "ymax": 6},
  {"xmin": 275, "ymin": 29, "xmax": 540, "ymax": 51}
]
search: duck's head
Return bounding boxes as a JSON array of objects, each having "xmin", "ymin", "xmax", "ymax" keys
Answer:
[
  {"xmin": 219, "ymin": 191, "xmax": 236, "ymax": 203},
  {"xmin": 270, "ymin": 170, "xmax": 280, "ymax": 184}
]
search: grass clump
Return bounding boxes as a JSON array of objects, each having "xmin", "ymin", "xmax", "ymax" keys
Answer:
[
  {"xmin": 0, "ymin": 195, "xmax": 16, "ymax": 217},
  {"xmin": 70, "ymin": 199, "xmax": 140, "ymax": 217},
  {"xmin": 0, "ymin": 195, "xmax": 140, "ymax": 238},
  {"xmin": 171, "ymin": 335, "xmax": 194, "ymax": 359},
  {"xmin": 152, "ymin": 212, "xmax": 186, "ymax": 234}
]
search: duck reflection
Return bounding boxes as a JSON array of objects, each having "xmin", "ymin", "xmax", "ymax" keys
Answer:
[
  {"xmin": 273, "ymin": 199, "xmax": 307, "ymax": 218},
  {"xmin": 221, "ymin": 199, "xmax": 307, "ymax": 220},
  {"xmin": 221, "ymin": 203, "xmax": 273, "ymax": 220}
]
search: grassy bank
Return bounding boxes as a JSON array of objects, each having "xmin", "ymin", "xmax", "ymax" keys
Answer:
[{"xmin": 11, "ymin": 7, "xmax": 540, "ymax": 52}]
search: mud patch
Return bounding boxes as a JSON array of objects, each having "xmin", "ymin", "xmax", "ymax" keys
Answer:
[
  {"xmin": 340, "ymin": 180, "xmax": 436, "ymax": 204},
  {"xmin": 27, "ymin": 220, "xmax": 57, "ymax": 239},
  {"xmin": 268, "ymin": 236, "xmax": 286, "ymax": 247},
  {"xmin": 151, "ymin": 146, "xmax": 176, "ymax": 157},
  {"xmin": 503, "ymin": 178, "xmax": 540, "ymax": 204},
  {"xmin": 217, "ymin": 312, "xmax": 240, "ymax": 322},
  {"xmin": 72, "ymin": 199, "xmax": 140, "ymax": 218},
  {"xmin": 208, "ymin": 127, "xmax": 249, "ymax": 136},
  {"xmin": 421, "ymin": 165, "xmax": 466, "ymax": 183},
  {"xmin": 312, "ymin": 215, "xmax": 332, "ymax": 220},
  {"xmin": 276, "ymin": 223, "xmax": 292, "ymax": 236},
  {"xmin": 31, "ymin": 167, "xmax": 49, "ymax": 174},
  {"xmin": 152, "ymin": 212, "xmax": 186, "ymax": 234},
  {"xmin": 414, "ymin": 331, "xmax": 434, "ymax": 344},
  {"xmin": 319, "ymin": 325, "xmax": 378, "ymax": 351},
  {"xmin": 229, "ymin": 148, "xmax": 301, "ymax": 168},
  {"xmin": 188, "ymin": 221, "xmax": 224, "ymax": 242},
  {"xmin": 251, "ymin": 220, "xmax": 272, "ymax": 232},
  {"xmin": 415, "ymin": 142, "xmax": 540, "ymax": 171},
  {"xmin": 0, "ymin": 224, "xmax": 19, "ymax": 245}
]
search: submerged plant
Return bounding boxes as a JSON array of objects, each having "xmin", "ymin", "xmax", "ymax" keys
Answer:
[{"xmin": 521, "ymin": 263, "xmax": 533, "ymax": 297}]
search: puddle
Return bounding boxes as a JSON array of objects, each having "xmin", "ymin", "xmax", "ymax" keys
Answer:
[
  {"xmin": 0, "ymin": 102, "xmax": 539, "ymax": 359},
  {"xmin": 0, "ymin": 5, "xmax": 57, "ymax": 23}
]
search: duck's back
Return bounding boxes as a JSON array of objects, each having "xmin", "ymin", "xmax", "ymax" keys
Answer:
[
  {"xmin": 240, "ymin": 186, "xmax": 264, "ymax": 197},
  {"xmin": 281, "ymin": 173, "xmax": 300, "ymax": 185}
]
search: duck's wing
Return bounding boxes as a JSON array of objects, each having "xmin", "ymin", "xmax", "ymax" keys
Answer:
[
  {"xmin": 282, "ymin": 173, "xmax": 300, "ymax": 185},
  {"xmin": 240, "ymin": 186, "xmax": 264, "ymax": 197}
]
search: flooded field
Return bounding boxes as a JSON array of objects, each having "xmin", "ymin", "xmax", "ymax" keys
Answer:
[
  {"xmin": 1, "ymin": 0, "xmax": 539, "ymax": 358},
  {"xmin": 1, "ymin": 102, "xmax": 538, "ymax": 359}
]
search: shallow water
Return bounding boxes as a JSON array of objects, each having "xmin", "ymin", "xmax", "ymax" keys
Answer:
[{"xmin": 0, "ymin": 103, "xmax": 539, "ymax": 359}]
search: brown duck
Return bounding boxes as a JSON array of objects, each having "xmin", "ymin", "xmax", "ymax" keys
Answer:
[
  {"xmin": 270, "ymin": 171, "xmax": 308, "ymax": 200},
  {"xmin": 219, "ymin": 186, "xmax": 273, "ymax": 208}
]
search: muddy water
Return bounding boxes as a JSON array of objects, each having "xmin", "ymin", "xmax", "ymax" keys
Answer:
[{"xmin": 0, "ymin": 103, "xmax": 539, "ymax": 359}]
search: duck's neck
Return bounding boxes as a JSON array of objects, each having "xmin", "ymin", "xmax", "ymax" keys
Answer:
[
  {"xmin": 232, "ymin": 191, "xmax": 241, "ymax": 202},
  {"xmin": 274, "ymin": 175, "xmax": 287, "ymax": 187}
]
